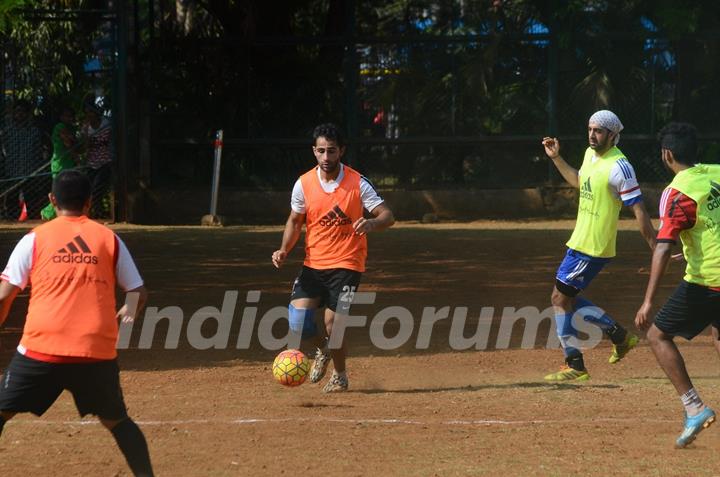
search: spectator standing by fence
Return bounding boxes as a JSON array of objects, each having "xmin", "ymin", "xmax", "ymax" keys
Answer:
[
  {"xmin": 81, "ymin": 103, "xmax": 113, "ymax": 219},
  {"xmin": 41, "ymin": 106, "xmax": 80, "ymax": 221}
]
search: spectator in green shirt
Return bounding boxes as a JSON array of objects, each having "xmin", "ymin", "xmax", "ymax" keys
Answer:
[{"xmin": 41, "ymin": 107, "xmax": 79, "ymax": 220}]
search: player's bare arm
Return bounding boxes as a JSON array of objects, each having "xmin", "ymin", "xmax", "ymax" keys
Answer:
[
  {"xmin": 630, "ymin": 201, "xmax": 657, "ymax": 251},
  {"xmin": 635, "ymin": 242, "xmax": 673, "ymax": 330},
  {"xmin": 272, "ymin": 210, "xmax": 305, "ymax": 268},
  {"xmin": 542, "ymin": 137, "xmax": 579, "ymax": 188},
  {"xmin": 117, "ymin": 285, "xmax": 148, "ymax": 324},
  {"xmin": 353, "ymin": 203, "xmax": 395, "ymax": 236},
  {"xmin": 0, "ymin": 280, "xmax": 20, "ymax": 326}
]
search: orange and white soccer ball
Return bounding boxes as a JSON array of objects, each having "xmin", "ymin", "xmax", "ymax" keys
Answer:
[{"xmin": 272, "ymin": 349, "xmax": 310, "ymax": 387}]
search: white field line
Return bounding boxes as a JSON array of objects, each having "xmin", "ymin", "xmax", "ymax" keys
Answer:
[{"xmin": 6, "ymin": 416, "xmax": 679, "ymax": 427}]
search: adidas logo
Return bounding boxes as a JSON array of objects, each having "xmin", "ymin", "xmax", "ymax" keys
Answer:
[
  {"xmin": 319, "ymin": 205, "xmax": 352, "ymax": 227},
  {"xmin": 52, "ymin": 235, "xmax": 99, "ymax": 264},
  {"xmin": 707, "ymin": 181, "xmax": 720, "ymax": 211},
  {"xmin": 581, "ymin": 178, "xmax": 592, "ymax": 193},
  {"xmin": 580, "ymin": 177, "xmax": 593, "ymax": 200}
]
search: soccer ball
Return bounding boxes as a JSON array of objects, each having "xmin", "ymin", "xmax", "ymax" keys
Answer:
[{"xmin": 272, "ymin": 349, "xmax": 310, "ymax": 387}]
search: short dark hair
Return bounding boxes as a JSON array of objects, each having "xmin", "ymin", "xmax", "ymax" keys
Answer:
[
  {"xmin": 658, "ymin": 122, "xmax": 698, "ymax": 166},
  {"xmin": 312, "ymin": 123, "xmax": 346, "ymax": 147},
  {"xmin": 52, "ymin": 170, "xmax": 91, "ymax": 211}
]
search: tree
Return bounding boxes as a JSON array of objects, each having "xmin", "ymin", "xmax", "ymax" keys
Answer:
[{"xmin": 1, "ymin": 0, "xmax": 112, "ymax": 122}]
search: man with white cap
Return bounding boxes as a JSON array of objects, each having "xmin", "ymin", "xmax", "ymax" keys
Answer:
[{"xmin": 541, "ymin": 110, "xmax": 656, "ymax": 381}]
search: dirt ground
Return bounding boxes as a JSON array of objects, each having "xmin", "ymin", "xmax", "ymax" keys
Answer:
[{"xmin": 0, "ymin": 221, "xmax": 719, "ymax": 477}]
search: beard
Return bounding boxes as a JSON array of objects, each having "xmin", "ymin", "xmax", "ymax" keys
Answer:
[
  {"xmin": 590, "ymin": 137, "xmax": 611, "ymax": 152},
  {"xmin": 320, "ymin": 160, "xmax": 339, "ymax": 173}
]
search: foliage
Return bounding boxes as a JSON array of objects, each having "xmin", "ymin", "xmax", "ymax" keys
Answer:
[
  {"xmin": 1, "ymin": 0, "xmax": 109, "ymax": 121},
  {"xmin": 0, "ymin": 0, "xmax": 28, "ymax": 34},
  {"xmin": 3, "ymin": 1, "xmax": 719, "ymax": 187}
]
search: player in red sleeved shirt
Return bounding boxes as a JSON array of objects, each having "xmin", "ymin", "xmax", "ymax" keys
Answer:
[
  {"xmin": 636, "ymin": 122, "xmax": 720, "ymax": 448},
  {"xmin": 656, "ymin": 176, "xmax": 720, "ymax": 342},
  {"xmin": 657, "ymin": 187, "xmax": 698, "ymax": 244}
]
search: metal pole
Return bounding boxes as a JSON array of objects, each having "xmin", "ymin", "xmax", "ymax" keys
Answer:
[
  {"xmin": 343, "ymin": 0, "xmax": 358, "ymax": 168},
  {"xmin": 115, "ymin": 0, "xmax": 129, "ymax": 221},
  {"xmin": 547, "ymin": 1, "xmax": 559, "ymax": 184},
  {"xmin": 209, "ymin": 129, "xmax": 224, "ymax": 217}
]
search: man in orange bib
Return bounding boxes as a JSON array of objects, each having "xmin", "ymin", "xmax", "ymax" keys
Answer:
[
  {"xmin": 272, "ymin": 123, "xmax": 395, "ymax": 392},
  {"xmin": 0, "ymin": 170, "xmax": 154, "ymax": 476}
]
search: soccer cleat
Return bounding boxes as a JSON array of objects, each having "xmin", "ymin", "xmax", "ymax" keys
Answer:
[
  {"xmin": 676, "ymin": 407, "xmax": 716, "ymax": 448},
  {"xmin": 544, "ymin": 365, "xmax": 590, "ymax": 382},
  {"xmin": 322, "ymin": 372, "xmax": 348, "ymax": 393},
  {"xmin": 609, "ymin": 333, "xmax": 639, "ymax": 364},
  {"xmin": 309, "ymin": 347, "xmax": 331, "ymax": 383}
]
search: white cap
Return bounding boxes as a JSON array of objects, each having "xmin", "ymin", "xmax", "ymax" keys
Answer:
[{"xmin": 589, "ymin": 110, "xmax": 624, "ymax": 145}]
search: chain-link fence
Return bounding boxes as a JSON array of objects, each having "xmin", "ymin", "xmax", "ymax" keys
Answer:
[
  {"xmin": 157, "ymin": 135, "xmax": 719, "ymax": 195},
  {"xmin": 0, "ymin": 100, "xmax": 116, "ymax": 223},
  {"xmin": 150, "ymin": 24, "xmax": 720, "ymax": 194},
  {"xmin": 0, "ymin": 5, "xmax": 118, "ymax": 223},
  {"xmin": 12, "ymin": 2, "xmax": 716, "ymax": 223},
  {"xmin": 0, "ymin": 101, "xmax": 50, "ymax": 221}
]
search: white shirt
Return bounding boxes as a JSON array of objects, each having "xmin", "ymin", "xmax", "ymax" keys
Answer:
[
  {"xmin": 291, "ymin": 164, "xmax": 385, "ymax": 214},
  {"xmin": 1, "ymin": 232, "xmax": 143, "ymax": 291},
  {"xmin": 591, "ymin": 155, "xmax": 642, "ymax": 205}
]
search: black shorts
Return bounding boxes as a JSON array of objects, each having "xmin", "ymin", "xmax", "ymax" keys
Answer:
[
  {"xmin": 654, "ymin": 280, "xmax": 720, "ymax": 340},
  {"xmin": 0, "ymin": 352, "xmax": 128, "ymax": 419},
  {"xmin": 290, "ymin": 266, "xmax": 362, "ymax": 314}
]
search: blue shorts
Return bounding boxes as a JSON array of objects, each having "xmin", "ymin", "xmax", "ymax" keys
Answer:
[{"xmin": 555, "ymin": 248, "xmax": 610, "ymax": 295}]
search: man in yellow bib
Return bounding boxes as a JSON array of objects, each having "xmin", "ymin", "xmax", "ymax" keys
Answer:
[
  {"xmin": 635, "ymin": 122, "xmax": 719, "ymax": 448},
  {"xmin": 542, "ymin": 110, "xmax": 655, "ymax": 381}
]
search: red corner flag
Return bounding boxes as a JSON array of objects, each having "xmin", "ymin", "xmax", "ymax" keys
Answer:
[{"xmin": 18, "ymin": 192, "xmax": 28, "ymax": 222}]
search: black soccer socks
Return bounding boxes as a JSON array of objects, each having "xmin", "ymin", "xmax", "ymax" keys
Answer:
[
  {"xmin": 565, "ymin": 353, "xmax": 586, "ymax": 371},
  {"xmin": 606, "ymin": 324, "xmax": 628, "ymax": 345},
  {"xmin": 110, "ymin": 418, "xmax": 154, "ymax": 477}
]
